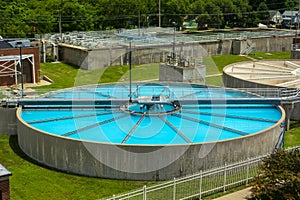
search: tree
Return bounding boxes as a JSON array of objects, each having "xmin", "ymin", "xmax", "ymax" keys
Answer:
[
  {"xmin": 215, "ymin": 0, "xmax": 234, "ymax": 28},
  {"xmin": 0, "ymin": 0, "xmax": 277, "ymax": 37},
  {"xmin": 257, "ymin": 1, "xmax": 270, "ymax": 22},
  {"xmin": 164, "ymin": 0, "xmax": 189, "ymax": 27},
  {"xmin": 285, "ymin": 0, "xmax": 299, "ymax": 11},
  {"xmin": 196, "ymin": 13, "xmax": 211, "ymax": 30},
  {"xmin": 26, "ymin": 0, "xmax": 56, "ymax": 35},
  {"xmin": 233, "ymin": 0, "xmax": 254, "ymax": 28},
  {"xmin": 203, "ymin": 1, "xmax": 224, "ymax": 29},
  {"xmin": 249, "ymin": 147, "xmax": 300, "ymax": 200},
  {"xmin": 0, "ymin": 1, "xmax": 32, "ymax": 38}
]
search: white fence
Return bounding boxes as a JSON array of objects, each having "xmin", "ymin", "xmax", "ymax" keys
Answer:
[
  {"xmin": 105, "ymin": 146, "xmax": 300, "ymax": 200},
  {"xmin": 104, "ymin": 156, "xmax": 264, "ymax": 200}
]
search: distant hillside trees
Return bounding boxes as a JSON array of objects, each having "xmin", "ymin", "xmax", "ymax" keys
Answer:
[{"xmin": 0, "ymin": 0, "xmax": 293, "ymax": 38}]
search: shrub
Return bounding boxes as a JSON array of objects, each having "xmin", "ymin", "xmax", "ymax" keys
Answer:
[{"xmin": 249, "ymin": 147, "xmax": 300, "ymax": 199}]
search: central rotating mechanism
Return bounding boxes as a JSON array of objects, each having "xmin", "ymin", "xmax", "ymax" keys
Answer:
[{"xmin": 121, "ymin": 95, "xmax": 181, "ymax": 116}]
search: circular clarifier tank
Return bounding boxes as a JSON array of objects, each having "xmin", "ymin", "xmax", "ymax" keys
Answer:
[
  {"xmin": 17, "ymin": 82, "xmax": 285, "ymax": 180},
  {"xmin": 223, "ymin": 60, "xmax": 300, "ymax": 120},
  {"xmin": 223, "ymin": 60, "xmax": 300, "ymax": 88}
]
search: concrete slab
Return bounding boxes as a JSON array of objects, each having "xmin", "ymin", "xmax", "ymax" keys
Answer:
[{"xmin": 213, "ymin": 187, "xmax": 252, "ymax": 200}]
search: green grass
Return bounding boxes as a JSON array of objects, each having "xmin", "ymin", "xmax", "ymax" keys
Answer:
[
  {"xmin": 38, "ymin": 62, "xmax": 81, "ymax": 89},
  {"xmin": 0, "ymin": 135, "xmax": 151, "ymax": 200},
  {"xmin": 204, "ymin": 54, "xmax": 250, "ymax": 86},
  {"xmin": 284, "ymin": 121, "xmax": 300, "ymax": 148},
  {"xmin": 35, "ymin": 62, "xmax": 158, "ymax": 93},
  {"xmin": 98, "ymin": 63, "xmax": 159, "ymax": 83},
  {"xmin": 248, "ymin": 51, "xmax": 291, "ymax": 60},
  {"xmin": 205, "ymin": 75, "xmax": 223, "ymax": 86},
  {"xmin": 37, "ymin": 55, "xmax": 246, "ymax": 92},
  {"xmin": 209, "ymin": 54, "xmax": 250, "ymax": 73}
]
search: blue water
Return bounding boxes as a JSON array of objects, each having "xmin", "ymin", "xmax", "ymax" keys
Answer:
[
  {"xmin": 43, "ymin": 84, "xmax": 253, "ymax": 100},
  {"xmin": 21, "ymin": 84, "xmax": 282, "ymax": 145},
  {"xmin": 21, "ymin": 104, "xmax": 282, "ymax": 145}
]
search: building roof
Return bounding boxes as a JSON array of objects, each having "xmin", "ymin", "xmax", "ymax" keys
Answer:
[
  {"xmin": 282, "ymin": 11, "xmax": 298, "ymax": 17},
  {"xmin": 269, "ymin": 10, "xmax": 281, "ymax": 18},
  {"xmin": 0, "ymin": 39, "xmax": 31, "ymax": 49},
  {"xmin": 0, "ymin": 41, "xmax": 13, "ymax": 49},
  {"xmin": 0, "ymin": 164, "xmax": 12, "ymax": 177}
]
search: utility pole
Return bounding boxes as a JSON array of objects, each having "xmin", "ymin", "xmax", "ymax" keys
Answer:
[
  {"xmin": 159, "ymin": 0, "xmax": 161, "ymax": 27},
  {"xmin": 59, "ymin": 0, "xmax": 62, "ymax": 41},
  {"xmin": 172, "ymin": 22, "xmax": 176, "ymax": 59},
  {"xmin": 138, "ymin": 6, "xmax": 141, "ymax": 35},
  {"xmin": 296, "ymin": 0, "xmax": 300, "ymax": 35}
]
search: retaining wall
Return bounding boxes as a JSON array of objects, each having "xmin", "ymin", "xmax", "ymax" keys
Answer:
[{"xmin": 0, "ymin": 108, "xmax": 17, "ymax": 135}]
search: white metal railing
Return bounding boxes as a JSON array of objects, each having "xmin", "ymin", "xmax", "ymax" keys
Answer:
[
  {"xmin": 37, "ymin": 29, "xmax": 296, "ymax": 48},
  {"xmin": 2, "ymin": 87, "xmax": 300, "ymax": 108},
  {"xmin": 104, "ymin": 156, "xmax": 262, "ymax": 200},
  {"xmin": 1, "ymin": 87, "xmax": 299, "ymax": 100},
  {"xmin": 104, "ymin": 146, "xmax": 300, "ymax": 200}
]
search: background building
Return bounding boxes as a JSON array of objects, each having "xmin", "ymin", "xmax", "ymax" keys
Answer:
[{"xmin": 0, "ymin": 39, "xmax": 40, "ymax": 87}]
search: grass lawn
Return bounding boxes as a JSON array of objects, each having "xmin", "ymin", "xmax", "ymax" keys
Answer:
[
  {"xmin": 248, "ymin": 51, "xmax": 291, "ymax": 60},
  {"xmin": 0, "ymin": 135, "xmax": 152, "ymax": 200},
  {"xmin": 37, "ymin": 63, "xmax": 159, "ymax": 91},
  {"xmin": 36, "ymin": 54, "xmax": 247, "ymax": 91},
  {"xmin": 209, "ymin": 54, "xmax": 250, "ymax": 73},
  {"xmin": 1, "ymin": 53, "xmax": 299, "ymax": 199},
  {"xmin": 284, "ymin": 121, "xmax": 300, "ymax": 148}
]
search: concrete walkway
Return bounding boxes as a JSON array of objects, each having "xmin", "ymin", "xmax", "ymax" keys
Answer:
[{"xmin": 213, "ymin": 187, "xmax": 252, "ymax": 200}]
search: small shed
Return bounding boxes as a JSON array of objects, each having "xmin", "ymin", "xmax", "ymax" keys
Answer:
[{"xmin": 0, "ymin": 39, "xmax": 40, "ymax": 86}]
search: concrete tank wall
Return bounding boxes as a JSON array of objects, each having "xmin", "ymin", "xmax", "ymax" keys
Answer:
[
  {"xmin": 159, "ymin": 63, "xmax": 206, "ymax": 84},
  {"xmin": 59, "ymin": 44, "xmax": 89, "ymax": 69},
  {"xmin": 223, "ymin": 69, "xmax": 278, "ymax": 89},
  {"xmin": 16, "ymin": 107, "xmax": 285, "ymax": 181},
  {"xmin": 58, "ymin": 35, "xmax": 294, "ymax": 70},
  {"xmin": 291, "ymin": 50, "xmax": 300, "ymax": 59},
  {"xmin": 251, "ymin": 35, "xmax": 293, "ymax": 52},
  {"xmin": 199, "ymin": 39, "xmax": 233, "ymax": 55},
  {"xmin": 0, "ymin": 108, "xmax": 17, "ymax": 135}
]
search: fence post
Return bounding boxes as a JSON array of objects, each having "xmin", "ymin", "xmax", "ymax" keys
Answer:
[
  {"xmin": 199, "ymin": 170, "xmax": 203, "ymax": 200},
  {"xmin": 143, "ymin": 185, "xmax": 147, "ymax": 200},
  {"xmin": 246, "ymin": 158, "xmax": 250, "ymax": 185},
  {"xmin": 173, "ymin": 177, "xmax": 176, "ymax": 200},
  {"xmin": 223, "ymin": 163, "xmax": 227, "ymax": 193}
]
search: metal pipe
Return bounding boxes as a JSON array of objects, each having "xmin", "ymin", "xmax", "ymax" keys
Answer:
[
  {"xmin": 129, "ymin": 41, "xmax": 132, "ymax": 102},
  {"xmin": 16, "ymin": 41, "xmax": 24, "ymax": 98}
]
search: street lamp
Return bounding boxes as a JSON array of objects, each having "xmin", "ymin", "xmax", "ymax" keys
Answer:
[{"xmin": 16, "ymin": 41, "xmax": 24, "ymax": 98}]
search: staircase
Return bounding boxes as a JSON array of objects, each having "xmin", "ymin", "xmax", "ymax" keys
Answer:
[{"xmin": 242, "ymin": 39, "xmax": 256, "ymax": 55}]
